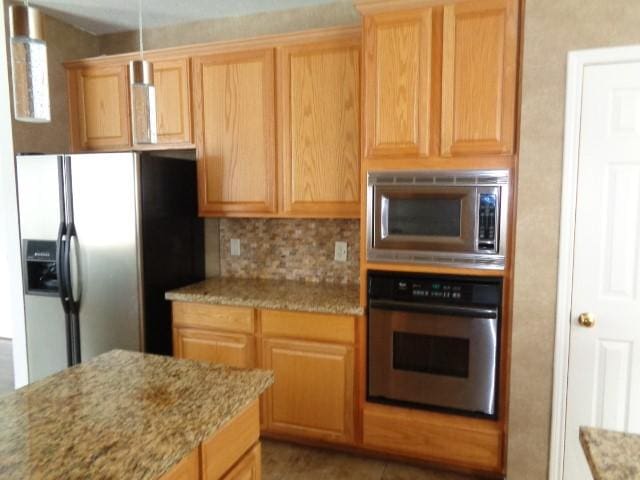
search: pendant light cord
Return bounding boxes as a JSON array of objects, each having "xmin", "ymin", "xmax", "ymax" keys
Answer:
[{"xmin": 138, "ymin": 0, "xmax": 144, "ymax": 60}]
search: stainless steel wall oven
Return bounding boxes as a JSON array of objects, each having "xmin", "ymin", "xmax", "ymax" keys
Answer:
[
  {"xmin": 366, "ymin": 170, "xmax": 509, "ymax": 269},
  {"xmin": 367, "ymin": 271, "xmax": 502, "ymax": 418}
]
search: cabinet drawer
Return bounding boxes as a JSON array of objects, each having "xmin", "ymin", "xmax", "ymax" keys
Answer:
[
  {"xmin": 173, "ymin": 327, "xmax": 255, "ymax": 369},
  {"xmin": 260, "ymin": 310, "xmax": 355, "ymax": 344},
  {"xmin": 201, "ymin": 400, "xmax": 260, "ymax": 480},
  {"xmin": 173, "ymin": 302, "xmax": 254, "ymax": 333},
  {"xmin": 363, "ymin": 403, "xmax": 503, "ymax": 473}
]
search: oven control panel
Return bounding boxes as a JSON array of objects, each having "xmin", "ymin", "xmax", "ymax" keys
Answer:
[{"xmin": 369, "ymin": 272, "xmax": 501, "ymax": 306}]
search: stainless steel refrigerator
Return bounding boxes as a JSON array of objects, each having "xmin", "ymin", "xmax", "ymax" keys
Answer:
[{"xmin": 15, "ymin": 152, "xmax": 204, "ymax": 382}]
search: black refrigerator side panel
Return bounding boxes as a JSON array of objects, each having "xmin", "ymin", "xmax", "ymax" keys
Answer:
[{"xmin": 140, "ymin": 155, "xmax": 205, "ymax": 356}]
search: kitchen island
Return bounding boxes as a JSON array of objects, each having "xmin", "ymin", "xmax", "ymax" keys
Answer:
[
  {"xmin": 580, "ymin": 426, "xmax": 640, "ymax": 480},
  {"xmin": 0, "ymin": 349, "xmax": 273, "ymax": 479}
]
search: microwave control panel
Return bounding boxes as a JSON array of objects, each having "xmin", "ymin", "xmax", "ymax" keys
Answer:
[{"xmin": 478, "ymin": 193, "xmax": 498, "ymax": 252}]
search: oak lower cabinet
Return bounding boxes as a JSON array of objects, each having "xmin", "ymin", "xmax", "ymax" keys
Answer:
[
  {"xmin": 259, "ymin": 309, "xmax": 356, "ymax": 444},
  {"xmin": 67, "ymin": 64, "xmax": 131, "ymax": 152},
  {"xmin": 277, "ymin": 35, "xmax": 361, "ymax": 218},
  {"xmin": 221, "ymin": 443, "xmax": 261, "ymax": 480},
  {"xmin": 261, "ymin": 337, "xmax": 355, "ymax": 443},
  {"xmin": 192, "ymin": 49, "xmax": 277, "ymax": 216},
  {"xmin": 172, "ymin": 302, "xmax": 256, "ymax": 368},
  {"xmin": 160, "ymin": 400, "xmax": 262, "ymax": 480}
]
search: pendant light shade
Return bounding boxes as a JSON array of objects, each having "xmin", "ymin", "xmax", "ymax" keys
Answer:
[
  {"xmin": 129, "ymin": 59, "xmax": 157, "ymax": 144},
  {"xmin": 130, "ymin": 0, "xmax": 157, "ymax": 144},
  {"xmin": 9, "ymin": 4, "xmax": 51, "ymax": 123}
]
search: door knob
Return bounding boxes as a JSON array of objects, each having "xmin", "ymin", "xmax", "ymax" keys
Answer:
[{"xmin": 578, "ymin": 312, "xmax": 596, "ymax": 328}]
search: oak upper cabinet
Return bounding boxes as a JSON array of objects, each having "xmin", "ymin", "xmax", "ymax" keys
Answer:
[
  {"xmin": 362, "ymin": 9, "xmax": 434, "ymax": 160},
  {"xmin": 152, "ymin": 57, "xmax": 193, "ymax": 145},
  {"xmin": 278, "ymin": 35, "xmax": 361, "ymax": 218},
  {"xmin": 192, "ymin": 49, "xmax": 277, "ymax": 216},
  {"xmin": 260, "ymin": 310, "xmax": 356, "ymax": 444},
  {"xmin": 441, "ymin": 0, "xmax": 518, "ymax": 156},
  {"xmin": 172, "ymin": 302, "xmax": 256, "ymax": 369},
  {"xmin": 67, "ymin": 64, "xmax": 131, "ymax": 152}
]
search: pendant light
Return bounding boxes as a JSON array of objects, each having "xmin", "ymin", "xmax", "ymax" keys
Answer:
[
  {"xmin": 129, "ymin": 0, "xmax": 157, "ymax": 144},
  {"xmin": 9, "ymin": 1, "xmax": 51, "ymax": 123}
]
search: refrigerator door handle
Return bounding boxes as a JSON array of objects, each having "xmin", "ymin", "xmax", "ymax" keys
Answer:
[
  {"xmin": 56, "ymin": 223, "xmax": 70, "ymax": 313},
  {"xmin": 66, "ymin": 223, "xmax": 80, "ymax": 312}
]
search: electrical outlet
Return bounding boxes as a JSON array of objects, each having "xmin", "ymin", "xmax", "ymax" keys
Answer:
[
  {"xmin": 334, "ymin": 241, "xmax": 348, "ymax": 262},
  {"xmin": 230, "ymin": 238, "xmax": 241, "ymax": 256}
]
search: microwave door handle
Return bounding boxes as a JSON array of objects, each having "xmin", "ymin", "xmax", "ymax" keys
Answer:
[{"xmin": 369, "ymin": 299, "xmax": 498, "ymax": 319}]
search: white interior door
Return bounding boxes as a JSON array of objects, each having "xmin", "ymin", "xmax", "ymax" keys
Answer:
[{"xmin": 564, "ymin": 60, "xmax": 640, "ymax": 478}]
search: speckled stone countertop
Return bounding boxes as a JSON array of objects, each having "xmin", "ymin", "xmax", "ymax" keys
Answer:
[
  {"xmin": 0, "ymin": 349, "xmax": 273, "ymax": 480},
  {"xmin": 165, "ymin": 277, "xmax": 364, "ymax": 316},
  {"xmin": 580, "ymin": 426, "xmax": 640, "ymax": 479}
]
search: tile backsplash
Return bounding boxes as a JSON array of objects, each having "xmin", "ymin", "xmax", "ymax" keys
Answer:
[{"xmin": 219, "ymin": 219, "xmax": 360, "ymax": 284}]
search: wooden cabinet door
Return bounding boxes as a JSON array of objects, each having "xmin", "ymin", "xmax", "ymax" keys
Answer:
[
  {"xmin": 261, "ymin": 337, "xmax": 355, "ymax": 443},
  {"xmin": 159, "ymin": 448, "xmax": 200, "ymax": 480},
  {"xmin": 278, "ymin": 37, "xmax": 360, "ymax": 218},
  {"xmin": 68, "ymin": 65, "xmax": 131, "ymax": 151},
  {"xmin": 220, "ymin": 443, "xmax": 261, "ymax": 480},
  {"xmin": 153, "ymin": 58, "xmax": 192, "ymax": 145},
  {"xmin": 363, "ymin": 9, "xmax": 433, "ymax": 159},
  {"xmin": 173, "ymin": 327, "xmax": 255, "ymax": 368},
  {"xmin": 192, "ymin": 49, "xmax": 276, "ymax": 216},
  {"xmin": 441, "ymin": 0, "xmax": 518, "ymax": 156}
]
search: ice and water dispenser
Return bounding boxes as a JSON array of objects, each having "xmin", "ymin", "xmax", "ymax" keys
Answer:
[{"xmin": 22, "ymin": 240, "xmax": 59, "ymax": 295}]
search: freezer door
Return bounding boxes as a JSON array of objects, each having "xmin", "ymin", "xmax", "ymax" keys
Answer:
[
  {"xmin": 68, "ymin": 152, "xmax": 143, "ymax": 360},
  {"xmin": 15, "ymin": 155, "xmax": 69, "ymax": 382}
]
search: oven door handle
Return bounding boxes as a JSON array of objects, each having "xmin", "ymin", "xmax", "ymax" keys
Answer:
[{"xmin": 369, "ymin": 300, "xmax": 498, "ymax": 319}]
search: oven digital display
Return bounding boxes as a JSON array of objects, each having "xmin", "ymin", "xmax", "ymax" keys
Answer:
[
  {"xmin": 392, "ymin": 332, "xmax": 470, "ymax": 378},
  {"xmin": 387, "ymin": 197, "xmax": 461, "ymax": 237}
]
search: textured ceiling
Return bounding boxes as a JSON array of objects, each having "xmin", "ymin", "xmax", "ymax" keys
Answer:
[{"xmin": 27, "ymin": 0, "xmax": 345, "ymax": 35}]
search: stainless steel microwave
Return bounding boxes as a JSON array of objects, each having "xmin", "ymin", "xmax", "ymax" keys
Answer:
[{"xmin": 366, "ymin": 170, "xmax": 509, "ymax": 269}]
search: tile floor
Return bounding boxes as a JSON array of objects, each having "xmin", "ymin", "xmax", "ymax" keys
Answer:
[
  {"xmin": 0, "ymin": 338, "xmax": 14, "ymax": 395},
  {"xmin": 262, "ymin": 439, "xmax": 481, "ymax": 480}
]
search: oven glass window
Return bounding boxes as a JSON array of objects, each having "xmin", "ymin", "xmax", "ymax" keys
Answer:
[
  {"xmin": 392, "ymin": 332, "xmax": 469, "ymax": 378},
  {"xmin": 387, "ymin": 197, "xmax": 461, "ymax": 237}
]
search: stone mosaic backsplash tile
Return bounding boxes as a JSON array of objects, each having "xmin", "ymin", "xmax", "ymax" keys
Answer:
[{"xmin": 219, "ymin": 219, "xmax": 360, "ymax": 284}]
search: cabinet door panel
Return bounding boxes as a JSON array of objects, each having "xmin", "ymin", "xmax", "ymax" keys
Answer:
[
  {"xmin": 69, "ymin": 65, "xmax": 131, "ymax": 151},
  {"xmin": 153, "ymin": 58, "xmax": 192, "ymax": 145},
  {"xmin": 220, "ymin": 443, "xmax": 261, "ymax": 480},
  {"xmin": 193, "ymin": 49, "xmax": 276, "ymax": 216},
  {"xmin": 262, "ymin": 338, "xmax": 354, "ymax": 443},
  {"xmin": 441, "ymin": 0, "xmax": 517, "ymax": 156},
  {"xmin": 174, "ymin": 327, "xmax": 254, "ymax": 368},
  {"xmin": 363, "ymin": 10, "xmax": 432, "ymax": 159},
  {"xmin": 279, "ymin": 38, "xmax": 360, "ymax": 217}
]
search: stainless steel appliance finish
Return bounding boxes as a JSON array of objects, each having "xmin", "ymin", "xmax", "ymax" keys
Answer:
[
  {"xmin": 366, "ymin": 170, "xmax": 509, "ymax": 269},
  {"xmin": 15, "ymin": 152, "xmax": 203, "ymax": 383},
  {"xmin": 367, "ymin": 272, "xmax": 501, "ymax": 417}
]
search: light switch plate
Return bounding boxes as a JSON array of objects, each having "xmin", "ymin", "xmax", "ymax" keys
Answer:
[
  {"xmin": 334, "ymin": 241, "xmax": 347, "ymax": 262},
  {"xmin": 230, "ymin": 238, "xmax": 241, "ymax": 256}
]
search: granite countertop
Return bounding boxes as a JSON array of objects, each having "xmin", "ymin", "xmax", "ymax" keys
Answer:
[
  {"xmin": 0, "ymin": 349, "xmax": 273, "ymax": 480},
  {"xmin": 165, "ymin": 277, "xmax": 364, "ymax": 316},
  {"xmin": 580, "ymin": 426, "xmax": 640, "ymax": 479}
]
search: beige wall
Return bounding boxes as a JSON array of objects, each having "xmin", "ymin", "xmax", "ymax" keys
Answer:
[
  {"xmin": 509, "ymin": 1, "xmax": 640, "ymax": 478},
  {"xmin": 99, "ymin": 1, "xmax": 359, "ymax": 54},
  {"xmin": 4, "ymin": 2, "xmax": 99, "ymax": 154}
]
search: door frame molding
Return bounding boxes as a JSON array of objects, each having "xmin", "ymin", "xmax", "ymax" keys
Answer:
[{"xmin": 549, "ymin": 44, "xmax": 640, "ymax": 480}]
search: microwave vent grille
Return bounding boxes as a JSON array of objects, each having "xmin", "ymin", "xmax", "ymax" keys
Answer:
[{"xmin": 369, "ymin": 170, "xmax": 509, "ymax": 186}]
